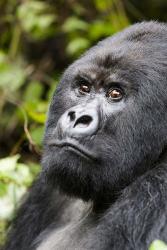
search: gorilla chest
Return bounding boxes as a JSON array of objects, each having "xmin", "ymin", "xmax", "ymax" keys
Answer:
[
  {"xmin": 36, "ymin": 221, "xmax": 89, "ymax": 250},
  {"xmin": 36, "ymin": 200, "xmax": 97, "ymax": 250}
]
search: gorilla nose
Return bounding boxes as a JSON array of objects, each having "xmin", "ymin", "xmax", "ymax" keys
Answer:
[
  {"xmin": 68, "ymin": 112, "xmax": 93, "ymax": 128},
  {"xmin": 58, "ymin": 105, "xmax": 99, "ymax": 138}
]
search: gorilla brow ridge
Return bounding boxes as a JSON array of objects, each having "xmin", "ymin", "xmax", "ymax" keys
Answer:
[
  {"xmin": 95, "ymin": 54, "xmax": 121, "ymax": 70},
  {"xmin": 127, "ymin": 30, "xmax": 154, "ymax": 42}
]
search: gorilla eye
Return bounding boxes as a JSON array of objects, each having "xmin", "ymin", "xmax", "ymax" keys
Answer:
[
  {"xmin": 78, "ymin": 84, "xmax": 91, "ymax": 94},
  {"xmin": 107, "ymin": 88, "xmax": 123, "ymax": 101}
]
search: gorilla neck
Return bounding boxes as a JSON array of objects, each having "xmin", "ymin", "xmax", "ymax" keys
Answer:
[
  {"xmin": 155, "ymin": 145, "xmax": 167, "ymax": 165},
  {"xmin": 89, "ymin": 150, "xmax": 167, "ymax": 213},
  {"xmin": 46, "ymin": 146, "xmax": 167, "ymax": 213},
  {"xmin": 92, "ymin": 196, "xmax": 118, "ymax": 213}
]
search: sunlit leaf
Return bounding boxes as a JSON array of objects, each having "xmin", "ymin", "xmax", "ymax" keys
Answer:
[
  {"xmin": 88, "ymin": 21, "xmax": 114, "ymax": 40},
  {"xmin": 0, "ymin": 155, "xmax": 33, "ymax": 186},
  {"xmin": 24, "ymin": 81, "xmax": 43, "ymax": 103},
  {"xmin": 149, "ymin": 240, "xmax": 167, "ymax": 250},
  {"xmin": 67, "ymin": 37, "xmax": 90, "ymax": 55},
  {"xmin": 0, "ymin": 184, "xmax": 26, "ymax": 219},
  {"xmin": 0, "ymin": 155, "xmax": 34, "ymax": 219},
  {"xmin": 63, "ymin": 17, "xmax": 88, "ymax": 32},
  {"xmin": 30, "ymin": 125, "xmax": 44, "ymax": 145},
  {"xmin": 47, "ymin": 81, "xmax": 57, "ymax": 100},
  {"xmin": 0, "ymin": 183, "xmax": 7, "ymax": 197},
  {"xmin": 0, "ymin": 54, "xmax": 26, "ymax": 91},
  {"xmin": 28, "ymin": 162, "xmax": 40, "ymax": 176},
  {"xmin": 94, "ymin": 0, "xmax": 113, "ymax": 11},
  {"xmin": 27, "ymin": 110, "xmax": 46, "ymax": 123},
  {"xmin": 24, "ymin": 101, "xmax": 48, "ymax": 124},
  {"xmin": 0, "ymin": 155, "xmax": 19, "ymax": 172}
]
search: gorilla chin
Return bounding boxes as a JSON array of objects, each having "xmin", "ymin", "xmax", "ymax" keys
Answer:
[{"xmin": 42, "ymin": 140, "xmax": 102, "ymax": 201}]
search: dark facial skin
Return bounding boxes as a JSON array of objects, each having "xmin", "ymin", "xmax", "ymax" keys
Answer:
[
  {"xmin": 4, "ymin": 22, "xmax": 167, "ymax": 250},
  {"xmin": 42, "ymin": 22, "xmax": 167, "ymax": 205}
]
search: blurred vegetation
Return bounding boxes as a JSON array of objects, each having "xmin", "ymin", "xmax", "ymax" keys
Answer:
[
  {"xmin": 0, "ymin": 0, "xmax": 166, "ymax": 247},
  {"xmin": 149, "ymin": 240, "xmax": 167, "ymax": 250}
]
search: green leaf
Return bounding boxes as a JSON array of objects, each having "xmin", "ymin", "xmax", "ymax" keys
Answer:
[
  {"xmin": 47, "ymin": 81, "xmax": 57, "ymax": 100},
  {"xmin": 0, "ymin": 155, "xmax": 33, "ymax": 186},
  {"xmin": 36, "ymin": 15, "xmax": 55, "ymax": 29},
  {"xmin": 0, "ymin": 183, "xmax": 7, "ymax": 197},
  {"xmin": 149, "ymin": 240, "xmax": 167, "ymax": 250},
  {"xmin": 0, "ymin": 155, "xmax": 19, "ymax": 172},
  {"xmin": 88, "ymin": 21, "xmax": 114, "ymax": 40},
  {"xmin": 0, "ymin": 51, "xmax": 6, "ymax": 63},
  {"xmin": 24, "ymin": 101, "xmax": 48, "ymax": 124},
  {"xmin": 0, "ymin": 155, "xmax": 35, "ymax": 219},
  {"xmin": 0, "ymin": 184, "xmax": 27, "ymax": 219},
  {"xmin": 94, "ymin": 0, "xmax": 113, "ymax": 11},
  {"xmin": 17, "ymin": 1, "xmax": 56, "ymax": 40},
  {"xmin": 28, "ymin": 162, "xmax": 40, "ymax": 176},
  {"xmin": 0, "ymin": 54, "xmax": 26, "ymax": 91},
  {"xmin": 24, "ymin": 81, "xmax": 43, "ymax": 103},
  {"xmin": 26, "ymin": 109, "xmax": 47, "ymax": 124},
  {"xmin": 30, "ymin": 125, "xmax": 44, "ymax": 145},
  {"xmin": 67, "ymin": 38, "xmax": 90, "ymax": 55},
  {"xmin": 63, "ymin": 17, "xmax": 88, "ymax": 32}
]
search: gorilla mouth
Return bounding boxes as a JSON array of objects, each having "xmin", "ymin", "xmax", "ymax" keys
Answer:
[{"xmin": 48, "ymin": 139, "xmax": 96, "ymax": 161}]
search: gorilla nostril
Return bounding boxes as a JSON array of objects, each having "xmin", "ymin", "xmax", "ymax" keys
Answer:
[
  {"xmin": 68, "ymin": 111, "xmax": 76, "ymax": 121},
  {"xmin": 74, "ymin": 115, "xmax": 93, "ymax": 128}
]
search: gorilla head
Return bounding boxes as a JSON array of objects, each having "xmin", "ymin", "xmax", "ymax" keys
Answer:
[{"xmin": 42, "ymin": 22, "xmax": 167, "ymax": 204}]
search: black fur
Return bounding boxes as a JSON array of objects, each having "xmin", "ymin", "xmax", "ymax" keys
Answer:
[{"xmin": 4, "ymin": 21, "xmax": 167, "ymax": 250}]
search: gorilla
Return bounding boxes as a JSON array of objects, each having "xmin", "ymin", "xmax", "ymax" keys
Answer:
[{"xmin": 4, "ymin": 21, "xmax": 167, "ymax": 250}]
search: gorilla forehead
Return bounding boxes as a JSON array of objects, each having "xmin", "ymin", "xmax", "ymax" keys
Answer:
[{"xmin": 64, "ymin": 21, "xmax": 167, "ymax": 89}]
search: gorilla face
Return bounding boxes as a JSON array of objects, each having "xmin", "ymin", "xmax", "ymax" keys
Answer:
[{"xmin": 42, "ymin": 22, "xmax": 167, "ymax": 202}]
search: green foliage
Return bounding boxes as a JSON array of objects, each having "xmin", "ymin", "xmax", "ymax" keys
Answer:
[
  {"xmin": 30, "ymin": 126, "xmax": 45, "ymax": 145},
  {"xmin": 23, "ymin": 81, "xmax": 47, "ymax": 124},
  {"xmin": 0, "ymin": 155, "xmax": 39, "ymax": 244},
  {"xmin": 0, "ymin": 155, "xmax": 39, "ymax": 220},
  {"xmin": 66, "ymin": 37, "xmax": 90, "ymax": 55},
  {"xmin": 0, "ymin": 51, "xmax": 26, "ymax": 91},
  {"xmin": 88, "ymin": 21, "xmax": 115, "ymax": 40},
  {"xmin": 149, "ymin": 240, "xmax": 167, "ymax": 250},
  {"xmin": 63, "ymin": 17, "xmax": 88, "ymax": 32},
  {"xmin": 17, "ymin": 1, "xmax": 56, "ymax": 40},
  {"xmin": 0, "ymin": 2, "xmax": 131, "ymax": 244},
  {"xmin": 0, "ymin": 0, "xmax": 166, "ymax": 247}
]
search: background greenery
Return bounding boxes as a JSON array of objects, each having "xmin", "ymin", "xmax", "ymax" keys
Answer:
[{"xmin": 0, "ymin": 0, "xmax": 167, "ymax": 248}]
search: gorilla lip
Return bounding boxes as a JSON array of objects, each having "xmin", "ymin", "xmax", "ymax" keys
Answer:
[{"xmin": 48, "ymin": 139, "xmax": 96, "ymax": 161}]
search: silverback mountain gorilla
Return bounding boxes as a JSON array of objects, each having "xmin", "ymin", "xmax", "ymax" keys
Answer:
[{"xmin": 4, "ymin": 21, "xmax": 167, "ymax": 250}]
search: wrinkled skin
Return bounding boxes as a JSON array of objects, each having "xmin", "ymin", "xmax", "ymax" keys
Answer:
[{"xmin": 4, "ymin": 21, "xmax": 167, "ymax": 250}]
